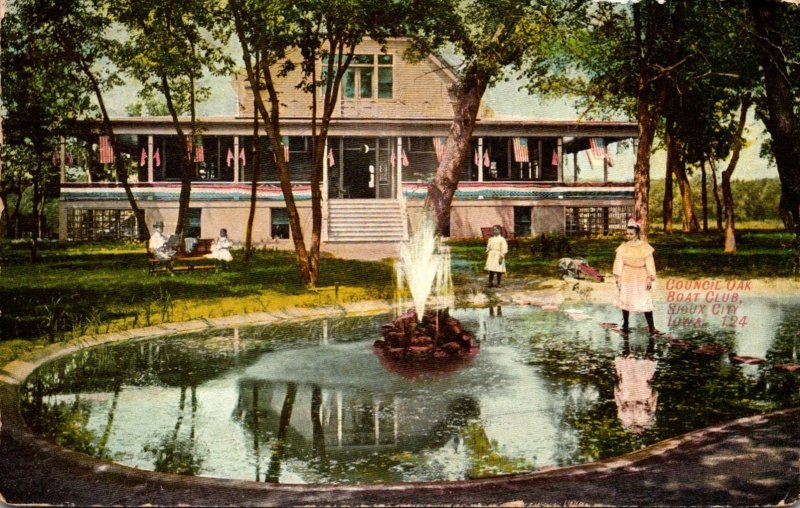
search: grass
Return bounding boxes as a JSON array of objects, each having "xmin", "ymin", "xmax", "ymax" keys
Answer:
[
  {"xmin": 1, "ymin": 227, "xmax": 797, "ymax": 365},
  {"xmin": 447, "ymin": 228, "xmax": 799, "ymax": 280},
  {"xmin": 0, "ymin": 240, "xmax": 394, "ymax": 364}
]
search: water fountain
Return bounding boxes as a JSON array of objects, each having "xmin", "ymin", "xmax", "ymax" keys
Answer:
[{"xmin": 374, "ymin": 212, "xmax": 478, "ymax": 375}]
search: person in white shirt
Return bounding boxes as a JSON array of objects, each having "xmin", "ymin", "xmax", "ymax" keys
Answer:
[
  {"xmin": 484, "ymin": 225, "xmax": 508, "ymax": 288},
  {"xmin": 148, "ymin": 221, "xmax": 176, "ymax": 261}
]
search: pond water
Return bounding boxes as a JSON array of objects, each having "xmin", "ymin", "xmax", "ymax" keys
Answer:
[{"xmin": 20, "ymin": 299, "xmax": 800, "ymax": 484}]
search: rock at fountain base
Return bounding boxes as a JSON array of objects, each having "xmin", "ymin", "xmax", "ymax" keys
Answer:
[{"xmin": 374, "ymin": 308, "xmax": 479, "ymax": 378}]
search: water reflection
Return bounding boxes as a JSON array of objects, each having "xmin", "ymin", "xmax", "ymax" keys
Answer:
[
  {"xmin": 614, "ymin": 335, "xmax": 657, "ymax": 434},
  {"xmin": 19, "ymin": 301, "xmax": 800, "ymax": 484}
]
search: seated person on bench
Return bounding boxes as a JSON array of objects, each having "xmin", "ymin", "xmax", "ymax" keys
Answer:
[
  {"xmin": 149, "ymin": 221, "xmax": 177, "ymax": 261},
  {"xmin": 206, "ymin": 228, "xmax": 233, "ymax": 262}
]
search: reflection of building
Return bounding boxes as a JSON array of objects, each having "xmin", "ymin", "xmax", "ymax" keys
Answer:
[{"xmin": 57, "ymin": 38, "xmax": 636, "ymax": 251}]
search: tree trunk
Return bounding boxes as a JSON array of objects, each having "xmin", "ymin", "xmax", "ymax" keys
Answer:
[
  {"xmin": 267, "ymin": 382, "xmax": 297, "ymax": 482},
  {"xmin": 245, "ymin": 94, "xmax": 260, "ymax": 262},
  {"xmin": 722, "ymin": 96, "xmax": 752, "ymax": 254},
  {"xmin": 663, "ymin": 158, "xmax": 674, "ymax": 233},
  {"xmin": 666, "ymin": 121, "xmax": 698, "ymax": 232},
  {"xmin": 700, "ymin": 160, "xmax": 708, "ymax": 232},
  {"xmin": 747, "ymin": 0, "xmax": 800, "ymax": 239},
  {"xmin": 424, "ymin": 63, "xmax": 490, "ymax": 236},
  {"xmin": 76, "ymin": 56, "xmax": 149, "ymax": 241},
  {"xmin": 709, "ymin": 158, "xmax": 723, "ymax": 230}
]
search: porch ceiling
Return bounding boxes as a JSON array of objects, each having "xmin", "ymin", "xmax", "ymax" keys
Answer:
[{"xmin": 101, "ymin": 116, "xmax": 638, "ymax": 139}]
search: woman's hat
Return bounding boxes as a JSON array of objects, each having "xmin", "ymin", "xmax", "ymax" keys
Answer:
[{"xmin": 627, "ymin": 217, "xmax": 642, "ymax": 230}]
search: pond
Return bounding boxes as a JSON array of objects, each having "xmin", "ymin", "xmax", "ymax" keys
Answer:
[{"xmin": 19, "ymin": 299, "xmax": 800, "ymax": 484}]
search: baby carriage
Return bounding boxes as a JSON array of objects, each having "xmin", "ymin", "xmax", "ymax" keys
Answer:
[{"xmin": 557, "ymin": 257, "xmax": 605, "ymax": 282}]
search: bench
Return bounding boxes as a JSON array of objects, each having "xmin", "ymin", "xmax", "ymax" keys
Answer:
[
  {"xmin": 481, "ymin": 226, "xmax": 519, "ymax": 250},
  {"xmin": 148, "ymin": 238, "xmax": 218, "ymax": 275}
]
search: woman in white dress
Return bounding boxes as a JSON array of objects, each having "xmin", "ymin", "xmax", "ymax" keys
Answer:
[{"xmin": 485, "ymin": 225, "xmax": 508, "ymax": 288}]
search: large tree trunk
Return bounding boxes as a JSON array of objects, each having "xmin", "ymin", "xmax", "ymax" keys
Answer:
[
  {"xmin": 722, "ymin": 96, "xmax": 752, "ymax": 254},
  {"xmin": 663, "ymin": 159, "xmax": 674, "ymax": 233},
  {"xmin": 424, "ymin": 63, "xmax": 490, "ymax": 236},
  {"xmin": 748, "ymin": 0, "xmax": 800, "ymax": 239},
  {"xmin": 666, "ymin": 121, "xmax": 699, "ymax": 232}
]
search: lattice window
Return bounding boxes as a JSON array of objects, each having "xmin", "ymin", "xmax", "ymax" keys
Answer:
[
  {"xmin": 565, "ymin": 206, "xmax": 633, "ymax": 237},
  {"xmin": 67, "ymin": 209, "xmax": 138, "ymax": 241}
]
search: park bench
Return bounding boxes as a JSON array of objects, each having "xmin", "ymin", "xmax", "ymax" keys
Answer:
[
  {"xmin": 480, "ymin": 226, "xmax": 519, "ymax": 250},
  {"xmin": 148, "ymin": 238, "xmax": 218, "ymax": 275}
]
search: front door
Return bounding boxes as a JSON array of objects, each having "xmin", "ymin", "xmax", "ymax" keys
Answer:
[{"xmin": 337, "ymin": 137, "xmax": 394, "ymax": 199}]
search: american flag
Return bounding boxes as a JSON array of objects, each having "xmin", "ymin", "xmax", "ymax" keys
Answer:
[
  {"xmin": 474, "ymin": 149, "xmax": 480, "ymax": 166},
  {"xmin": 433, "ymin": 137, "xmax": 446, "ymax": 162},
  {"xmin": 239, "ymin": 147, "xmax": 246, "ymax": 167},
  {"xmin": 551, "ymin": 148, "xmax": 559, "ymax": 167},
  {"xmin": 282, "ymin": 136, "xmax": 290, "ymax": 162},
  {"xmin": 186, "ymin": 138, "xmax": 205, "ymax": 163},
  {"xmin": 483, "ymin": 148, "xmax": 490, "ymax": 168},
  {"xmin": 226, "ymin": 148, "xmax": 233, "ymax": 167},
  {"xmin": 140, "ymin": 148, "xmax": 147, "ymax": 167},
  {"xmin": 589, "ymin": 137, "xmax": 614, "ymax": 166},
  {"xmin": 402, "ymin": 148, "xmax": 409, "ymax": 167},
  {"xmin": 512, "ymin": 137, "xmax": 529, "ymax": 163},
  {"xmin": 154, "ymin": 148, "xmax": 161, "ymax": 167},
  {"xmin": 328, "ymin": 147, "xmax": 335, "ymax": 167},
  {"xmin": 51, "ymin": 151, "xmax": 59, "ymax": 166},
  {"xmin": 99, "ymin": 135, "xmax": 114, "ymax": 164}
]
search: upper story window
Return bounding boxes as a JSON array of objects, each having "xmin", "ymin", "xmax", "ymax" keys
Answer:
[{"xmin": 324, "ymin": 54, "xmax": 393, "ymax": 99}]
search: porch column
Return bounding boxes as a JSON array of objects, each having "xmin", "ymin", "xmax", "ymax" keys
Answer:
[
  {"xmin": 233, "ymin": 136, "xmax": 240, "ymax": 183},
  {"xmin": 573, "ymin": 151, "xmax": 578, "ymax": 183},
  {"xmin": 396, "ymin": 137, "xmax": 403, "ymax": 199},
  {"xmin": 59, "ymin": 136, "xmax": 66, "ymax": 184},
  {"xmin": 477, "ymin": 138, "xmax": 484, "ymax": 182},
  {"xmin": 147, "ymin": 136, "xmax": 154, "ymax": 182},
  {"xmin": 557, "ymin": 137, "xmax": 563, "ymax": 183}
]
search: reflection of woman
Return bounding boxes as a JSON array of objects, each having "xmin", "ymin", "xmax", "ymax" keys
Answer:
[
  {"xmin": 614, "ymin": 335, "xmax": 658, "ymax": 434},
  {"xmin": 613, "ymin": 217, "xmax": 658, "ymax": 333}
]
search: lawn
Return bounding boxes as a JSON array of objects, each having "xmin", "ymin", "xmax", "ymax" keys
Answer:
[
  {"xmin": 0, "ymin": 240, "xmax": 394, "ymax": 364},
  {"xmin": 447, "ymin": 229, "xmax": 799, "ymax": 280},
  {"xmin": 1, "ymin": 228, "xmax": 797, "ymax": 365}
]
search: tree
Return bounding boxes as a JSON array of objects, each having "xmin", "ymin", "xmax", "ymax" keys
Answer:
[
  {"xmin": 230, "ymin": 0, "xmax": 405, "ymax": 286},
  {"xmin": 721, "ymin": 96, "xmax": 752, "ymax": 254},
  {"xmin": 746, "ymin": 0, "xmax": 800, "ymax": 239},
  {"xmin": 1, "ymin": 5, "xmax": 89, "ymax": 254},
  {"xmin": 112, "ymin": 0, "xmax": 234, "ymax": 237},
  {"xmin": 18, "ymin": 0, "xmax": 151, "ymax": 240},
  {"xmin": 406, "ymin": 0, "xmax": 587, "ymax": 235}
]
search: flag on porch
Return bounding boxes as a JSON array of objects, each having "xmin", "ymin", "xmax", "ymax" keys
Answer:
[
  {"xmin": 474, "ymin": 148, "xmax": 480, "ymax": 166},
  {"xmin": 154, "ymin": 148, "xmax": 161, "ymax": 167},
  {"xmin": 226, "ymin": 148, "xmax": 233, "ymax": 167},
  {"xmin": 99, "ymin": 135, "xmax": 114, "ymax": 164},
  {"xmin": 186, "ymin": 138, "xmax": 205, "ymax": 163},
  {"xmin": 51, "ymin": 150, "xmax": 59, "ymax": 166},
  {"xmin": 66, "ymin": 152, "xmax": 73, "ymax": 165},
  {"xmin": 140, "ymin": 148, "xmax": 147, "ymax": 167},
  {"xmin": 433, "ymin": 137, "xmax": 446, "ymax": 162},
  {"xmin": 483, "ymin": 147, "xmax": 490, "ymax": 168},
  {"xmin": 328, "ymin": 147, "xmax": 335, "ymax": 167},
  {"xmin": 512, "ymin": 137, "xmax": 529, "ymax": 163},
  {"xmin": 239, "ymin": 147, "xmax": 246, "ymax": 167},
  {"xmin": 551, "ymin": 148, "xmax": 559, "ymax": 167},
  {"xmin": 589, "ymin": 137, "xmax": 614, "ymax": 166},
  {"xmin": 390, "ymin": 149, "xmax": 396, "ymax": 167},
  {"xmin": 282, "ymin": 136, "xmax": 290, "ymax": 162},
  {"xmin": 402, "ymin": 148, "xmax": 409, "ymax": 167}
]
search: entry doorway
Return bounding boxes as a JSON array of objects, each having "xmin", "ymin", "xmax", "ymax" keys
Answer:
[{"xmin": 329, "ymin": 137, "xmax": 394, "ymax": 199}]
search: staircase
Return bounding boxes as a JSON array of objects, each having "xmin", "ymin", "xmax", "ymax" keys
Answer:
[{"xmin": 327, "ymin": 199, "xmax": 407, "ymax": 243}]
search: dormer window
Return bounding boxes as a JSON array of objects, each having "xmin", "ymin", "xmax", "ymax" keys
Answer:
[{"xmin": 324, "ymin": 53, "xmax": 393, "ymax": 99}]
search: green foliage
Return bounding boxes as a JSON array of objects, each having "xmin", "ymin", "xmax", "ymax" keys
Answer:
[{"xmin": 650, "ymin": 177, "xmax": 782, "ymax": 225}]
